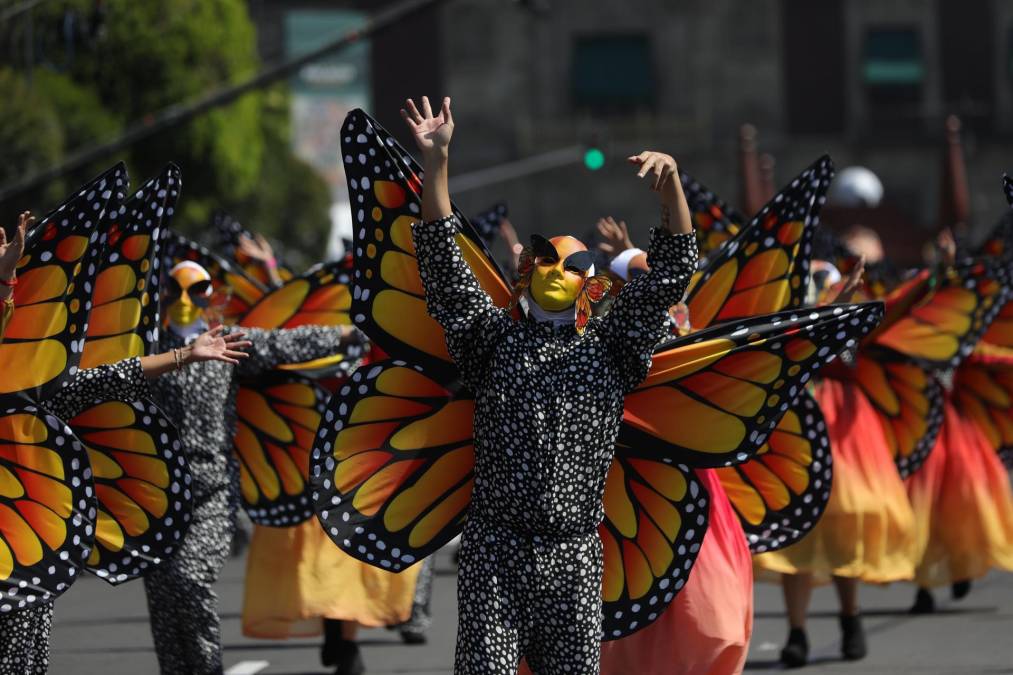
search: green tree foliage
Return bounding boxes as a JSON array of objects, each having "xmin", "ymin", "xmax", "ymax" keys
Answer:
[
  {"xmin": 221, "ymin": 86, "xmax": 334, "ymax": 264},
  {"xmin": 0, "ymin": 0, "xmax": 333, "ymax": 263},
  {"xmin": 0, "ymin": 69, "xmax": 66, "ymax": 223}
]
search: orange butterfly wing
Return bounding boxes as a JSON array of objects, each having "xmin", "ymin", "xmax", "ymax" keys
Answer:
[
  {"xmin": 679, "ymin": 170, "xmax": 745, "ymax": 258},
  {"xmin": 621, "ymin": 303, "xmax": 884, "ymax": 468},
  {"xmin": 952, "ymin": 343, "xmax": 1013, "ymax": 464},
  {"xmin": 714, "ymin": 388, "xmax": 832, "ymax": 552},
  {"xmin": 80, "ymin": 165, "xmax": 181, "ymax": 369},
  {"xmin": 341, "ymin": 109, "xmax": 514, "ymax": 379},
  {"xmin": 684, "ymin": 156, "xmax": 834, "ymax": 329},
  {"xmin": 310, "ymin": 360, "xmax": 474, "ymax": 568},
  {"xmin": 872, "ymin": 260, "xmax": 1010, "ymax": 368},
  {"xmin": 0, "ymin": 395, "xmax": 96, "ymax": 610},
  {"xmin": 0, "ymin": 164, "xmax": 128, "ymax": 399},
  {"xmin": 68, "ymin": 399, "xmax": 191, "ymax": 584},
  {"xmin": 846, "ymin": 349, "xmax": 945, "ymax": 478},
  {"xmin": 599, "ymin": 449, "xmax": 707, "ymax": 639},
  {"xmin": 237, "ymin": 262, "xmax": 355, "ymax": 375},
  {"xmin": 982, "ymin": 300, "xmax": 1013, "ymax": 349},
  {"xmin": 234, "ymin": 374, "xmax": 330, "ymax": 526}
]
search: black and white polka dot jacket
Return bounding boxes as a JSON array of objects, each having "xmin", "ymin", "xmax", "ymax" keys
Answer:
[
  {"xmin": 413, "ymin": 216, "xmax": 697, "ymax": 538},
  {"xmin": 151, "ymin": 326, "xmax": 361, "ymax": 502},
  {"xmin": 42, "ymin": 358, "xmax": 150, "ymax": 423}
]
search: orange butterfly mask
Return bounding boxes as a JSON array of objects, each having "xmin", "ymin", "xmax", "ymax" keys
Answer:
[{"xmin": 512, "ymin": 234, "xmax": 612, "ymax": 334}]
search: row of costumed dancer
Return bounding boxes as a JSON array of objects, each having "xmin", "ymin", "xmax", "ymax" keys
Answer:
[{"xmin": 0, "ymin": 94, "xmax": 1012, "ymax": 675}]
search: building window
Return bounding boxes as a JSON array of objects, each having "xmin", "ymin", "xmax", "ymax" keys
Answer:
[
  {"xmin": 571, "ymin": 34, "xmax": 655, "ymax": 112},
  {"xmin": 862, "ymin": 27, "xmax": 923, "ymax": 130},
  {"xmin": 862, "ymin": 28, "xmax": 924, "ymax": 86}
]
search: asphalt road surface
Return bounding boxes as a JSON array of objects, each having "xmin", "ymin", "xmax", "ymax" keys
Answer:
[{"xmin": 49, "ymin": 547, "xmax": 1013, "ymax": 674}]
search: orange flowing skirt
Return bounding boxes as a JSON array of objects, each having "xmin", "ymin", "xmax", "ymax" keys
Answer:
[
  {"xmin": 241, "ymin": 520, "xmax": 420, "ymax": 638},
  {"xmin": 598, "ymin": 469, "xmax": 753, "ymax": 675},
  {"xmin": 906, "ymin": 400, "xmax": 1013, "ymax": 587},
  {"xmin": 755, "ymin": 378, "xmax": 916, "ymax": 583}
]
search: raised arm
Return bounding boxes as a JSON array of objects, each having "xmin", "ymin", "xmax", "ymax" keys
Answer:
[
  {"xmin": 600, "ymin": 152, "xmax": 697, "ymax": 392},
  {"xmin": 403, "ymin": 96, "xmax": 509, "ymax": 386}
]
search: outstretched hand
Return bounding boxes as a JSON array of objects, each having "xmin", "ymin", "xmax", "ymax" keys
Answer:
[
  {"xmin": 188, "ymin": 326, "xmax": 252, "ymax": 365},
  {"xmin": 401, "ymin": 96, "xmax": 454, "ymax": 159},
  {"xmin": 0, "ymin": 211, "xmax": 31, "ymax": 283}
]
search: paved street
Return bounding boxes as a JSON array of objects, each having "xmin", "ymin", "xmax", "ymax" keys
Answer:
[{"xmin": 50, "ymin": 547, "xmax": 1013, "ymax": 674}]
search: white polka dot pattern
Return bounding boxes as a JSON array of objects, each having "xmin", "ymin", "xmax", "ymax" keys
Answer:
[
  {"xmin": 684, "ymin": 155, "xmax": 834, "ymax": 327},
  {"xmin": 236, "ymin": 373, "xmax": 332, "ymax": 527},
  {"xmin": 81, "ymin": 164, "xmax": 181, "ymax": 369},
  {"xmin": 717, "ymin": 388, "xmax": 834, "ymax": 554},
  {"xmin": 0, "ymin": 397, "xmax": 96, "ymax": 614},
  {"xmin": 68, "ymin": 398, "xmax": 192, "ymax": 584},
  {"xmin": 0, "ymin": 163, "xmax": 129, "ymax": 400}
]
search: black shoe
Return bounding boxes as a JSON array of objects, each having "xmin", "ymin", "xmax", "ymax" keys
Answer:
[
  {"xmin": 909, "ymin": 588, "xmax": 935, "ymax": 614},
  {"xmin": 400, "ymin": 629, "xmax": 427, "ymax": 645},
  {"xmin": 334, "ymin": 640, "xmax": 366, "ymax": 675},
  {"xmin": 839, "ymin": 614, "xmax": 867, "ymax": 661},
  {"xmin": 779, "ymin": 627, "xmax": 809, "ymax": 668},
  {"xmin": 951, "ymin": 579, "xmax": 972, "ymax": 600}
]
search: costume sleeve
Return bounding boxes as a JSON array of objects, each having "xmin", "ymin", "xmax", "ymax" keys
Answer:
[
  {"xmin": 599, "ymin": 228, "xmax": 697, "ymax": 392},
  {"xmin": 42, "ymin": 357, "xmax": 151, "ymax": 421},
  {"xmin": 0, "ymin": 297, "xmax": 12, "ymax": 344},
  {"xmin": 236, "ymin": 325, "xmax": 367, "ymax": 378},
  {"xmin": 411, "ymin": 214, "xmax": 511, "ymax": 389}
]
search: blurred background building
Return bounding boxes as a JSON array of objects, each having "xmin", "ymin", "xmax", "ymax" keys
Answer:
[{"xmin": 3, "ymin": 0, "xmax": 1013, "ymax": 266}]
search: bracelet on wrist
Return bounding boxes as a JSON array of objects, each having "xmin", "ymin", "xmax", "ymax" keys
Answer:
[{"xmin": 0, "ymin": 275, "xmax": 17, "ymax": 288}]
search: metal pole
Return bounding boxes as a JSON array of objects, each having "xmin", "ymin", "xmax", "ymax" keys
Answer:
[{"xmin": 449, "ymin": 145, "xmax": 584, "ymax": 194}]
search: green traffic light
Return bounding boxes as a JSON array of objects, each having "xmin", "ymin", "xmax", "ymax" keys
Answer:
[{"xmin": 584, "ymin": 148, "xmax": 605, "ymax": 171}]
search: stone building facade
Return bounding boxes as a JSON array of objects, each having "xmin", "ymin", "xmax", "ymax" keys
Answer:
[{"xmin": 252, "ymin": 0, "xmax": 1013, "ymax": 260}]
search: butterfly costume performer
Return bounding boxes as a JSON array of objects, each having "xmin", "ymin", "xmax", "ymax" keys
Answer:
[
  {"xmin": 0, "ymin": 164, "xmax": 266, "ymax": 674},
  {"xmin": 308, "ymin": 100, "xmax": 882, "ymax": 675},
  {"xmin": 597, "ymin": 156, "xmax": 837, "ymax": 675},
  {"xmin": 141, "ymin": 235, "xmax": 366, "ymax": 674},
  {"xmin": 905, "ymin": 178, "xmax": 1013, "ymax": 605}
]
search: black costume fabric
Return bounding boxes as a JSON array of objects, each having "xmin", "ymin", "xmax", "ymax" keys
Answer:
[
  {"xmin": 143, "ymin": 326, "xmax": 353, "ymax": 675},
  {"xmin": 412, "ymin": 215, "xmax": 697, "ymax": 674},
  {"xmin": 0, "ymin": 358, "xmax": 150, "ymax": 675}
]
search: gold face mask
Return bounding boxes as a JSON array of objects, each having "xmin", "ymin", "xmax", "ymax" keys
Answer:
[
  {"xmin": 529, "ymin": 236, "xmax": 591, "ymax": 312},
  {"xmin": 165, "ymin": 262, "xmax": 213, "ymax": 327}
]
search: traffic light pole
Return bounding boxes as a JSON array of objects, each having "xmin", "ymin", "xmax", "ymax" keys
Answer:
[{"xmin": 449, "ymin": 144, "xmax": 585, "ymax": 194}]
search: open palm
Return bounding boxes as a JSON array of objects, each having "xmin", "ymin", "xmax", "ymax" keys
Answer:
[
  {"xmin": 190, "ymin": 327, "xmax": 252, "ymax": 365},
  {"xmin": 401, "ymin": 96, "xmax": 453, "ymax": 155},
  {"xmin": 0, "ymin": 211, "xmax": 31, "ymax": 281}
]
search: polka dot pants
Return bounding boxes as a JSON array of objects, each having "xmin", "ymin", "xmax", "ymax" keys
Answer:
[
  {"xmin": 454, "ymin": 518, "xmax": 603, "ymax": 675},
  {"xmin": 0, "ymin": 603, "xmax": 52, "ymax": 674}
]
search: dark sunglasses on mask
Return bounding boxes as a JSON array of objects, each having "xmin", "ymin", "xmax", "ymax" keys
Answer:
[
  {"xmin": 165, "ymin": 277, "xmax": 213, "ymax": 308},
  {"xmin": 530, "ymin": 234, "xmax": 593, "ymax": 275}
]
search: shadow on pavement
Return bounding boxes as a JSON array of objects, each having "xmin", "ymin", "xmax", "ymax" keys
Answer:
[{"xmin": 752, "ymin": 605, "xmax": 997, "ymax": 619}]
